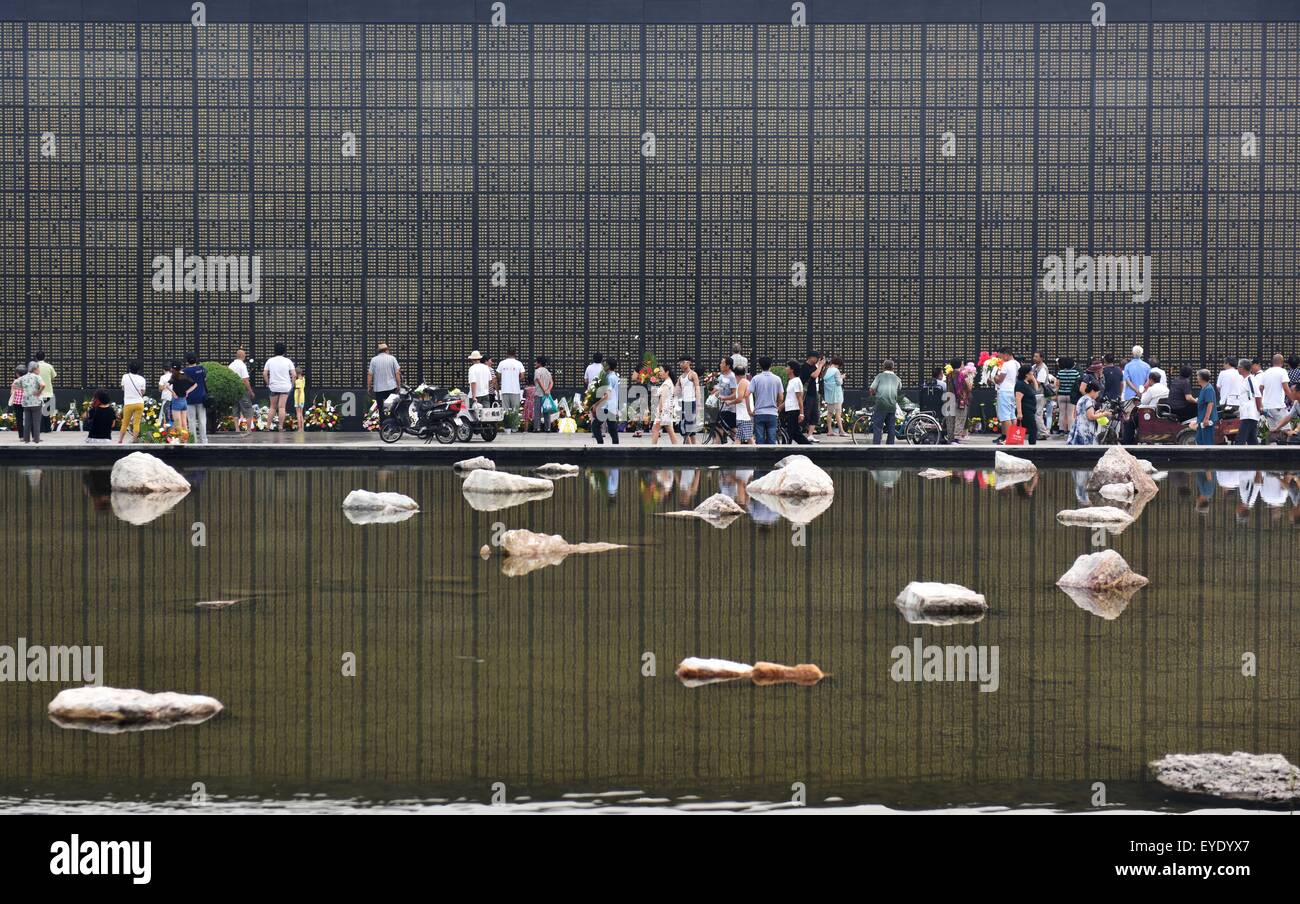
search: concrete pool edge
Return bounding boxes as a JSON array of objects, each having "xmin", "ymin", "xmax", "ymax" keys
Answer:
[{"xmin": 9, "ymin": 441, "xmax": 1300, "ymax": 468}]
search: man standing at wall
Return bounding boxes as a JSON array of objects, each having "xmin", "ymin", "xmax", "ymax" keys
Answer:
[
  {"xmin": 1260, "ymin": 353, "xmax": 1293, "ymax": 441},
  {"xmin": 1121, "ymin": 345, "xmax": 1150, "ymax": 443},
  {"xmin": 869, "ymin": 360, "xmax": 902, "ymax": 445},
  {"xmin": 467, "ymin": 351, "xmax": 494, "ymax": 406},
  {"xmin": 584, "ymin": 354, "xmax": 604, "ymax": 387},
  {"xmin": 262, "ymin": 343, "xmax": 297, "ymax": 432},
  {"xmin": 749, "ymin": 357, "xmax": 783, "ymax": 445},
  {"xmin": 496, "ymin": 349, "xmax": 525, "ymax": 431},
  {"xmin": 994, "ymin": 347, "xmax": 1019, "ymax": 444},
  {"xmin": 34, "ymin": 352, "xmax": 56, "ymax": 432},
  {"xmin": 798, "ymin": 352, "xmax": 824, "ymax": 440},
  {"xmin": 183, "ymin": 354, "xmax": 209, "ymax": 444},
  {"xmin": 229, "ymin": 347, "xmax": 255, "ymax": 434},
  {"xmin": 367, "ymin": 342, "xmax": 401, "ymax": 416}
]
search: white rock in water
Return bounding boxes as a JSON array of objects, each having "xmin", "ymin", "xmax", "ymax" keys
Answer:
[
  {"xmin": 894, "ymin": 581, "xmax": 988, "ymax": 625},
  {"xmin": 1087, "ymin": 445, "xmax": 1159, "ymax": 496},
  {"xmin": 48, "ymin": 686, "xmax": 223, "ymax": 733},
  {"xmin": 110, "ymin": 489, "xmax": 189, "ymax": 526},
  {"xmin": 674, "ymin": 657, "xmax": 753, "ymax": 687},
  {"xmin": 342, "ymin": 489, "xmax": 419, "ymax": 511},
  {"xmin": 1150, "ymin": 752, "xmax": 1300, "ymax": 804},
  {"xmin": 1152, "ymin": 471, "xmax": 1168, "ymax": 481},
  {"xmin": 746, "ymin": 455, "xmax": 834, "ymax": 497},
  {"xmin": 532, "ymin": 462, "xmax": 579, "ymax": 478},
  {"xmin": 994, "ymin": 451, "xmax": 1036, "ymax": 473},
  {"xmin": 1137, "ymin": 458, "xmax": 1158, "ymax": 474},
  {"xmin": 454, "ymin": 455, "xmax": 496, "ymax": 472},
  {"xmin": 110, "ymin": 452, "xmax": 190, "ymax": 493},
  {"xmin": 1099, "ymin": 482, "xmax": 1136, "ymax": 501},
  {"xmin": 659, "ymin": 493, "xmax": 747, "ymax": 527},
  {"xmin": 1055, "ymin": 506, "xmax": 1134, "ymax": 531},
  {"xmin": 1056, "ymin": 549, "xmax": 1148, "ymax": 592},
  {"xmin": 500, "ymin": 528, "xmax": 625, "ymax": 559},
  {"xmin": 462, "ymin": 469, "xmax": 554, "ymax": 494},
  {"xmin": 917, "ymin": 468, "xmax": 952, "ymax": 479},
  {"xmin": 1058, "ymin": 583, "xmax": 1145, "ymax": 621}
]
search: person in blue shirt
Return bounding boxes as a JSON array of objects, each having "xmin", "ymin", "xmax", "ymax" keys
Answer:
[
  {"xmin": 183, "ymin": 354, "xmax": 210, "ymax": 444},
  {"xmin": 1196, "ymin": 368, "xmax": 1219, "ymax": 445},
  {"xmin": 1120, "ymin": 346, "xmax": 1151, "ymax": 443},
  {"xmin": 592, "ymin": 358, "xmax": 620, "ymax": 445}
]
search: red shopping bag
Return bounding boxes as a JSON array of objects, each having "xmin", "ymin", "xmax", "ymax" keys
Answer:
[{"xmin": 1005, "ymin": 423, "xmax": 1027, "ymax": 446}]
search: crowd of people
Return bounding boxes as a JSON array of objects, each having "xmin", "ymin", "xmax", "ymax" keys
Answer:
[{"xmin": 10, "ymin": 339, "xmax": 1300, "ymax": 448}]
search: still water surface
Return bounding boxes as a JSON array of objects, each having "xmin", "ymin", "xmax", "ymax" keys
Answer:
[{"xmin": 1, "ymin": 462, "xmax": 1296, "ymax": 813}]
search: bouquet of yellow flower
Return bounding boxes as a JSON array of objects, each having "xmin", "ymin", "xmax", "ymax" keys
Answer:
[
  {"xmin": 362, "ymin": 401, "xmax": 381, "ymax": 431},
  {"xmin": 161, "ymin": 425, "xmax": 190, "ymax": 445}
]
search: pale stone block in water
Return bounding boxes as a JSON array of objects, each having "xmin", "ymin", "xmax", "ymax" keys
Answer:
[
  {"xmin": 1055, "ymin": 506, "xmax": 1134, "ymax": 530},
  {"xmin": 1150, "ymin": 752, "xmax": 1300, "ymax": 804},
  {"xmin": 48, "ymin": 686, "xmax": 223, "ymax": 732},
  {"xmin": 110, "ymin": 489, "xmax": 189, "ymax": 526},
  {"xmin": 894, "ymin": 581, "xmax": 988, "ymax": 625},
  {"xmin": 746, "ymin": 454, "xmax": 835, "ymax": 497},
  {"xmin": 658, "ymin": 492, "xmax": 747, "ymax": 527},
  {"xmin": 993, "ymin": 451, "xmax": 1036, "ymax": 473},
  {"xmin": 1098, "ymin": 482, "xmax": 1135, "ymax": 501},
  {"xmin": 462, "ymin": 469, "xmax": 553, "ymax": 494},
  {"xmin": 532, "ymin": 462, "xmax": 579, "ymax": 477},
  {"xmin": 110, "ymin": 451, "xmax": 191, "ymax": 493},
  {"xmin": 453, "ymin": 455, "xmax": 496, "ymax": 472},
  {"xmin": 917, "ymin": 468, "xmax": 951, "ymax": 479},
  {"xmin": 341, "ymin": 489, "xmax": 419, "ymax": 511},
  {"xmin": 675, "ymin": 657, "xmax": 827, "ymax": 687}
]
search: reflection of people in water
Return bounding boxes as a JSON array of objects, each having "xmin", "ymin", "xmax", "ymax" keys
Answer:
[
  {"xmin": 719, "ymin": 469, "xmax": 752, "ymax": 507},
  {"xmin": 81, "ymin": 470, "xmax": 112, "ymax": 511},
  {"xmin": 675, "ymin": 468, "xmax": 700, "ymax": 505}
]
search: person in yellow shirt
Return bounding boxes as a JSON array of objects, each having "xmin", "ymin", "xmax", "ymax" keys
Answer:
[{"xmin": 293, "ymin": 367, "xmax": 307, "ymax": 432}]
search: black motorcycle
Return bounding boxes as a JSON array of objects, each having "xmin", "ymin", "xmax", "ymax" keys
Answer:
[{"xmin": 379, "ymin": 385, "xmax": 457, "ymax": 444}]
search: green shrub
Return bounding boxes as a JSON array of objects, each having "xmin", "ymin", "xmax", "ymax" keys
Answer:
[{"xmin": 201, "ymin": 361, "xmax": 244, "ymax": 420}]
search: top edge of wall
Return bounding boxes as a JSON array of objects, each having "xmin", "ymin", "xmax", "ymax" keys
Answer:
[{"xmin": 5, "ymin": 1, "xmax": 1300, "ymax": 26}]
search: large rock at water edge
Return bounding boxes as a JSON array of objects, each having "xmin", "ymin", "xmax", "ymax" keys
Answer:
[
  {"xmin": 110, "ymin": 489, "xmax": 189, "ymax": 526},
  {"xmin": 1087, "ymin": 445, "xmax": 1159, "ymax": 496},
  {"xmin": 744, "ymin": 490, "xmax": 834, "ymax": 524},
  {"xmin": 894, "ymin": 581, "xmax": 988, "ymax": 625},
  {"xmin": 994, "ymin": 451, "xmax": 1037, "ymax": 474},
  {"xmin": 462, "ymin": 469, "xmax": 553, "ymax": 494},
  {"xmin": 746, "ymin": 455, "xmax": 834, "ymax": 497},
  {"xmin": 110, "ymin": 452, "xmax": 190, "ymax": 493},
  {"xmin": 48, "ymin": 686, "xmax": 223, "ymax": 733},
  {"xmin": 1056, "ymin": 549, "xmax": 1148, "ymax": 592},
  {"xmin": 1150, "ymin": 752, "xmax": 1300, "ymax": 804},
  {"xmin": 453, "ymin": 455, "xmax": 496, "ymax": 472}
]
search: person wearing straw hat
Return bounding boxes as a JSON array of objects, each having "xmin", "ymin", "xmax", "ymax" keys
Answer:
[{"xmin": 467, "ymin": 351, "xmax": 493, "ymax": 406}]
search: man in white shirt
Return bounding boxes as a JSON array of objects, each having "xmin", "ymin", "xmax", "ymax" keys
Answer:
[
  {"xmin": 496, "ymin": 349, "xmax": 525, "ymax": 430},
  {"xmin": 1233, "ymin": 359, "xmax": 1261, "ymax": 446},
  {"xmin": 228, "ymin": 347, "xmax": 254, "ymax": 433},
  {"xmin": 1260, "ymin": 353, "xmax": 1293, "ymax": 437},
  {"xmin": 994, "ymin": 347, "xmax": 1020, "ymax": 443},
  {"xmin": 583, "ymin": 354, "xmax": 604, "ymax": 387},
  {"xmin": 467, "ymin": 351, "xmax": 494, "ymax": 404},
  {"xmin": 1138, "ymin": 368, "xmax": 1169, "ymax": 409},
  {"xmin": 262, "ymin": 342, "xmax": 297, "ymax": 431}
]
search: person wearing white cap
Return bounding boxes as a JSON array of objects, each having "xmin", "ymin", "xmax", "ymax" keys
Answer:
[
  {"xmin": 1138, "ymin": 367, "xmax": 1169, "ymax": 411},
  {"xmin": 467, "ymin": 351, "xmax": 493, "ymax": 405}
]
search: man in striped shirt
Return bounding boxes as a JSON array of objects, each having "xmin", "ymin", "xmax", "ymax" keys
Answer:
[{"xmin": 1054, "ymin": 357, "xmax": 1082, "ymax": 435}]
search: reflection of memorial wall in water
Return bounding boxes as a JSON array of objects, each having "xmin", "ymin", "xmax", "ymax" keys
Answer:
[
  {"xmin": 0, "ymin": 467, "xmax": 1295, "ymax": 803},
  {"xmin": 2, "ymin": 7, "xmax": 1299, "ymax": 396}
]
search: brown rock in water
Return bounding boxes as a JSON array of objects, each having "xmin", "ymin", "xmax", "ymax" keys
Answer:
[
  {"xmin": 48, "ymin": 686, "xmax": 223, "ymax": 733},
  {"xmin": 498, "ymin": 529, "xmax": 627, "ymax": 576},
  {"xmin": 1086, "ymin": 445, "xmax": 1159, "ymax": 497},
  {"xmin": 479, "ymin": 545, "xmax": 492, "ymax": 559},
  {"xmin": 1056, "ymin": 549, "xmax": 1148, "ymax": 591},
  {"xmin": 751, "ymin": 661, "xmax": 827, "ymax": 687}
]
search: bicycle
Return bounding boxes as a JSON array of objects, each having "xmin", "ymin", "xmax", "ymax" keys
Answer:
[{"xmin": 851, "ymin": 406, "xmax": 945, "ymax": 445}]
